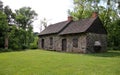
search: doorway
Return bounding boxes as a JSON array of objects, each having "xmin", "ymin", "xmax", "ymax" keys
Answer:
[
  {"xmin": 41, "ymin": 39, "xmax": 44, "ymax": 48},
  {"xmin": 62, "ymin": 39, "xmax": 67, "ymax": 51}
]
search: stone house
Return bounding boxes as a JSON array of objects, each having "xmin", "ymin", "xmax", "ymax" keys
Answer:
[{"xmin": 38, "ymin": 12, "xmax": 107, "ymax": 53}]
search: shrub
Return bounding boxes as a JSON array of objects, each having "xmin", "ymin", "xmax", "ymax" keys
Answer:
[
  {"xmin": 0, "ymin": 48, "xmax": 12, "ymax": 52},
  {"xmin": 29, "ymin": 36, "xmax": 38, "ymax": 49},
  {"xmin": 22, "ymin": 44, "xmax": 28, "ymax": 50},
  {"xmin": 30, "ymin": 43, "xmax": 38, "ymax": 49}
]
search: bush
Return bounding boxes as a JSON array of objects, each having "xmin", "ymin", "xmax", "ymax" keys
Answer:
[
  {"xmin": 11, "ymin": 43, "xmax": 21, "ymax": 50},
  {"xmin": 29, "ymin": 36, "xmax": 38, "ymax": 49},
  {"xmin": 30, "ymin": 43, "xmax": 38, "ymax": 49},
  {"xmin": 0, "ymin": 48, "xmax": 12, "ymax": 52},
  {"xmin": 22, "ymin": 44, "xmax": 28, "ymax": 50}
]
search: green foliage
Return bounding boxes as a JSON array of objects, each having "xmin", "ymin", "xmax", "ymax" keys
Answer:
[
  {"xmin": 0, "ymin": 6, "xmax": 37, "ymax": 50},
  {"xmin": 15, "ymin": 7, "xmax": 38, "ymax": 30},
  {"xmin": 30, "ymin": 36, "xmax": 38, "ymax": 49},
  {"xmin": 8, "ymin": 26, "xmax": 35, "ymax": 50},
  {"xmin": 8, "ymin": 26, "xmax": 22, "ymax": 50},
  {"xmin": 0, "ymin": 11, "xmax": 8, "ymax": 49},
  {"xmin": 68, "ymin": 0, "xmax": 103, "ymax": 20},
  {"xmin": 0, "ymin": 50, "xmax": 120, "ymax": 75},
  {"xmin": 0, "ymin": 6, "xmax": 38, "ymax": 51},
  {"xmin": 69, "ymin": 0, "xmax": 119, "ymax": 21},
  {"xmin": 107, "ymin": 19, "xmax": 120, "ymax": 50},
  {"xmin": 0, "ymin": 11, "xmax": 8, "ymax": 35},
  {"xmin": 4, "ymin": 6, "xmax": 15, "ymax": 23},
  {"xmin": 0, "ymin": 48, "xmax": 12, "ymax": 52},
  {"xmin": 0, "ymin": 5, "xmax": 38, "ymax": 51},
  {"xmin": 13, "ymin": 7, "xmax": 38, "ymax": 50}
]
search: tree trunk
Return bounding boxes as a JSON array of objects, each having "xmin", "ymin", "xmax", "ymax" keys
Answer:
[{"xmin": 4, "ymin": 35, "xmax": 8, "ymax": 49}]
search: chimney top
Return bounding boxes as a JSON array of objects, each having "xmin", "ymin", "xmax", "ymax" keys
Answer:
[
  {"xmin": 91, "ymin": 12, "xmax": 98, "ymax": 18},
  {"xmin": 68, "ymin": 16, "xmax": 73, "ymax": 21}
]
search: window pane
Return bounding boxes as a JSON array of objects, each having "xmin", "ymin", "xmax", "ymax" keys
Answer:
[{"xmin": 73, "ymin": 37, "xmax": 78, "ymax": 48}]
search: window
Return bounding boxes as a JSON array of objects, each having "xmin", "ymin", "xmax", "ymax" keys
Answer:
[{"xmin": 73, "ymin": 37, "xmax": 78, "ymax": 48}]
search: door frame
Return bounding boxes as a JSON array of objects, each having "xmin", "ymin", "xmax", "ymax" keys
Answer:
[
  {"xmin": 41, "ymin": 39, "xmax": 44, "ymax": 48},
  {"xmin": 62, "ymin": 39, "xmax": 67, "ymax": 51}
]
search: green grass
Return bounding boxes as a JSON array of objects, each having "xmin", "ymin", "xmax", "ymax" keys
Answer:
[{"xmin": 0, "ymin": 50, "xmax": 120, "ymax": 75}]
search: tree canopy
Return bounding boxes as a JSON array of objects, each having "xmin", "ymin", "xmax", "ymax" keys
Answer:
[
  {"xmin": 0, "ymin": 6, "xmax": 38, "ymax": 51},
  {"xmin": 15, "ymin": 7, "xmax": 38, "ymax": 30}
]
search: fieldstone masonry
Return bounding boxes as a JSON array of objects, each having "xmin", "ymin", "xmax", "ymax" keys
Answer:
[
  {"xmin": 38, "ymin": 33, "xmax": 107, "ymax": 53},
  {"xmin": 86, "ymin": 33, "xmax": 107, "ymax": 53}
]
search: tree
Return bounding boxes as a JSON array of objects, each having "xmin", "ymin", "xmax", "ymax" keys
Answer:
[
  {"xmin": 68, "ymin": 0, "xmax": 93, "ymax": 20},
  {"xmin": 3, "ymin": 6, "xmax": 16, "ymax": 49},
  {"xmin": 0, "ymin": 11, "xmax": 8, "ymax": 49},
  {"xmin": 0, "ymin": 5, "xmax": 38, "ymax": 50},
  {"xmin": 68, "ymin": 0, "xmax": 119, "ymax": 21},
  {"xmin": 14, "ymin": 7, "xmax": 38, "ymax": 48},
  {"xmin": 4, "ymin": 6, "xmax": 15, "ymax": 24},
  {"xmin": 40, "ymin": 18, "xmax": 48, "ymax": 32},
  {"xmin": 68, "ymin": 0, "xmax": 104, "ymax": 20},
  {"xmin": 107, "ymin": 19, "xmax": 120, "ymax": 50},
  {"xmin": 15, "ymin": 7, "xmax": 37, "ymax": 30}
]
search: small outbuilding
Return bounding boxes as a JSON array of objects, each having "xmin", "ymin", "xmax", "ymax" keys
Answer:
[{"xmin": 38, "ymin": 12, "xmax": 107, "ymax": 53}]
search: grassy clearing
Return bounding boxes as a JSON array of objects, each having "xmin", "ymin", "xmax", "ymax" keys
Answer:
[{"xmin": 0, "ymin": 50, "xmax": 120, "ymax": 75}]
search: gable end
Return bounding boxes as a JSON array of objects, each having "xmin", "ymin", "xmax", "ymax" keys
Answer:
[{"xmin": 86, "ymin": 17, "xmax": 107, "ymax": 34}]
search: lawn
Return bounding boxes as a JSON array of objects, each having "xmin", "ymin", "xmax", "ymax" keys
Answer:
[{"xmin": 0, "ymin": 50, "xmax": 120, "ymax": 75}]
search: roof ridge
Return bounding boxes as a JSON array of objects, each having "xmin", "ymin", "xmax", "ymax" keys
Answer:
[
  {"xmin": 50, "ymin": 21, "xmax": 67, "ymax": 26},
  {"xmin": 58, "ymin": 21, "xmax": 73, "ymax": 34},
  {"xmin": 59, "ymin": 17, "xmax": 98, "ymax": 35},
  {"xmin": 39, "ymin": 20, "xmax": 72, "ymax": 35}
]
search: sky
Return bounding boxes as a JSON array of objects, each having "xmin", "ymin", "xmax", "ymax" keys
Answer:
[{"xmin": 2, "ymin": 0, "xmax": 73, "ymax": 32}]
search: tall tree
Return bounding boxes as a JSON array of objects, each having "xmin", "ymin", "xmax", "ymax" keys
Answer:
[
  {"xmin": 15, "ymin": 7, "xmax": 38, "ymax": 47},
  {"xmin": 68, "ymin": 0, "xmax": 102, "ymax": 20},
  {"xmin": 107, "ymin": 19, "xmax": 120, "ymax": 49},
  {"xmin": 69, "ymin": 0, "xmax": 119, "ymax": 29},
  {"xmin": 15, "ymin": 7, "xmax": 37, "ymax": 30},
  {"xmin": 68, "ymin": 0, "xmax": 93, "ymax": 20},
  {"xmin": 3, "ymin": 6, "xmax": 16, "ymax": 49},
  {"xmin": 4, "ymin": 6, "xmax": 15, "ymax": 24},
  {"xmin": 0, "ymin": 11, "xmax": 8, "ymax": 49}
]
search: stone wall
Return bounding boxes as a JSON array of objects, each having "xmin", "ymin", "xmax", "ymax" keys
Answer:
[
  {"xmin": 38, "ymin": 34, "xmax": 87, "ymax": 53},
  {"xmin": 64, "ymin": 34, "xmax": 87, "ymax": 53},
  {"xmin": 38, "ymin": 33, "xmax": 107, "ymax": 53},
  {"xmin": 38, "ymin": 35, "xmax": 59, "ymax": 50},
  {"xmin": 86, "ymin": 33, "xmax": 107, "ymax": 53}
]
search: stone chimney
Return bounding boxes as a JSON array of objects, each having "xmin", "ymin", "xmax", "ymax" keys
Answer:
[
  {"xmin": 68, "ymin": 16, "xmax": 73, "ymax": 21},
  {"xmin": 91, "ymin": 12, "xmax": 98, "ymax": 18}
]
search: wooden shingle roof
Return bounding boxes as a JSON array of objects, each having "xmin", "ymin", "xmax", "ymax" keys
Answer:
[
  {"xmin": 39, "ymin": 21, "xmax": 71, "ymax": 35},
  {"xmin": 59, "ymin": 18, "xmax": 95, "ymax": 35},
  {"xmin": 39, "ymin": 17, "xmax": 107, "ymax": 36}
]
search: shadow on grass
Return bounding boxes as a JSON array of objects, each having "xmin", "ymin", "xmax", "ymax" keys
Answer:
[
  {"xmin": 41, "ymin": 50, "xmax": 120, "ymax": 57},
  {"xmin": 87, "ymin": 51, "xmax": 120, "ymax": 57},
  {"xmin": 0, "ymin": 49, "xmax": 28, "ymax": 54}
]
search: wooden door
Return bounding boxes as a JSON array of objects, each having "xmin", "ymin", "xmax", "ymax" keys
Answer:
[
  {"xmin": 62, "ymin": 39, "xmax": 67, "ymax": 51},
  {"xmin": 41, "ymin": 39, "xmax": 44, "ymax": 48}
]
